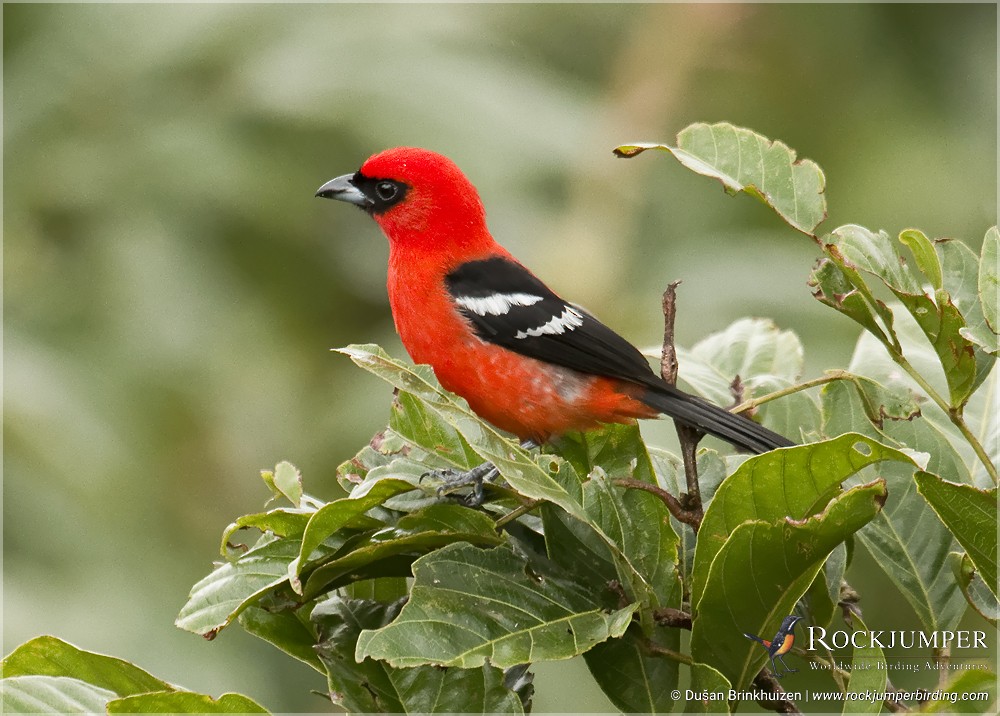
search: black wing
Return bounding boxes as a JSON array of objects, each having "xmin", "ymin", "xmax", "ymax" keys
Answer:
[
  {"xmin": 444, "ymin": 256, "xmax": 795, "ymax": 453},
  {"xmin": 445, "ymin": 257, "xmax": 662, "ymax": 389}
]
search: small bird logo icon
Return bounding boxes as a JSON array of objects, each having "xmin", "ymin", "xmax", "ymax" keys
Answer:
[{"xmin": 744, "ymin": 615, "xmax": 804, "ymax": 678}]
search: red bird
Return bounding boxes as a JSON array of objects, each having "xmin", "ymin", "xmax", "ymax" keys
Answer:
[{"xmin": 316, "ymin": 147, "xmax": 792, "ymax": 453}]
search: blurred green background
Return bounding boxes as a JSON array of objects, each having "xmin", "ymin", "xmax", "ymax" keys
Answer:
[{"xmin": 4, "ymin": 4, "xmax": 996, "ymax": 712}]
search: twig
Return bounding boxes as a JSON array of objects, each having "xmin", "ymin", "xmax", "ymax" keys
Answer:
[
  {"xmin": 752, "ymin": 669, "xmax": 803, "ymax": 715},
  {"xmin": 644, "ymin": 639, "xmax": 694, "ymax": 665},
  {"xmin": 892, "ymin": 354, "xmax": 997, "ymax": 483},
  {"xmin": 660, "ymin": 282, "xmax": 705, "ymax": 528},
  {"xmin": 933, "ymin": 647, "xmax": 951, "ymax": 689},
  {"xmin": 493, "ymin": 498, "xmax": 544, "ymax": 529},
  {"xmin": 652, "ymin": 606, "xmax": 692, "ymax": 629},
  {"xmin": 729, "ymin": 369, "xmax": 853, "ymax": 415},
  {"xmin": 613, "ymin": 478, "xmax": 701, "ymax": 529}
]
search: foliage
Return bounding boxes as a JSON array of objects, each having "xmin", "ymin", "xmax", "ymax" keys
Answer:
[{"xmin": 3, "ymin": 124, "xmax": 995, "ymax": 714}]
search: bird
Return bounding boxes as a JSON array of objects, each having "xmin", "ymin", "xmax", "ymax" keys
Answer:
[
  {"xmin": 744, "ymin": 615, "xmax": 804, "ymax": 678},
  {"xmin": 315, "ymin": 147, "xmax": 793, "ymax": 489}
]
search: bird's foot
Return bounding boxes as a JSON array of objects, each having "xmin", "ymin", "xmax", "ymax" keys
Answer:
[{"xmin": 421, "ymin": 461, "xmax": 499, "ymax": 507}]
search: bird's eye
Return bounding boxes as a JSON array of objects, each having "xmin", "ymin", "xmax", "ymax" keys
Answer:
[{"xmin": 375, "ymin": 182, "xmax": 398, "ymax": 201}]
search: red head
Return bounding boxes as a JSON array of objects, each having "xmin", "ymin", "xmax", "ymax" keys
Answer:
[{"xmin": 316, "ymin": 147, "xmax": 496, "ymax": 260}]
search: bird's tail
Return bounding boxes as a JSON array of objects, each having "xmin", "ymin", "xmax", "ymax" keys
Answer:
[
  {"xmin": 639, "ymin": 384, "xmax": 794, "ymax": 454},
  {"xmin": 743, "ymin": 632, "xmax": 767, "ymax": 646}
]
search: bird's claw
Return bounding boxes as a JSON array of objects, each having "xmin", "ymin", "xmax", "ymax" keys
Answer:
[{"xmin": 420, "ymin": 462, "xmax": 499, "ymax": 507}]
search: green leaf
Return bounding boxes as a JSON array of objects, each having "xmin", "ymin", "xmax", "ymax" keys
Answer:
[
  {"xmin": 671, "ymin": 317, "xmax": 820, "ymax": 439},
  {"xmin": 554, "ymin": 421, "xmax": 656, "ymax": 484},
  {"xmin": 677, "ymin": 317, "xmax": 805, "ymax": 401},
  {"xmin": 821, "ymin": 381, "xmax": 968, "ymax": 633},
  {"xmin": 1, "ymin": 675, "xmax": 117, "ymax": 714},
  {"xmin": 175, "ymin": 533, "xmax": 299, "ymax": 637},
  {"xmin": 220, "ymin": 508, "xmax": 316, "ymax": 557},
  {"xmin": 301, "ymin": 503, "xmax": 504, "ymax": 599},
  {"xmin": 691, "ymin": 433, "xmax": 916, "ymax": 607},
  {"xmin": 547, "ymin": 424, "xmax": 681, "ymax": 612},
  {"xmin": 842, "ymin": 614, "xmax": 886, "ymax": 715},
  {"xmin": 650, "ymin": 447, "xmax": 731, "ymax": 588},
  {"xmin": 313, "ymin": 596, "xmax": 526, "ymax": 714},
  {"xmin": 292, "ymin": 477, "xmax": 416, "ymax": 587},
  {"xmin": 828, "ymin": 225, "xmax": 922, "ymax": 293},
  {"xmin": 810, "ymin": 258, "xmax": 896, "ymax": 349},
  {"xmin": 691, "ymin": 480, "xmax": 887, "ymax": 689},
  {"xmin": 342, "ymin": 577, "xmax": 409, "ymax": 603},
  {"xmin": 107, "ymin": 691, "xmax": 268, "ymax": 713},
  {"xmin": 582, "ymin": 470, "xmax": 681, "ymax": 611},
  {"xmin": 348, "ymin": 455, "xmax": 448, "ymax": 513},
  {"xmin": 389, "ymin": 390, "xmax": 479, "ymax": 469},
  {"xmin": 1, "ymin": 635, "xmax": 172, "ymax": 696},
  {"xmin": 806, "ymin": 543, "xmax": 847, "ymax": 629},
  {"xmin": 980, "ymin": 227, "xmax": 998, "ymax": 334},
  {"xmin": 915, "ymin": 472, "xmax": 997, "ymax": 598},
  {"xmin": 939, "ymin": 237, "xmax": 997, "ymax": 391},
  {"xmin": 950, "ymin": 552, "xmax": 998, "ymax": 626},
  {"xmin": 845, "ymin": 311, "xmax": 995, "ymax": 486},
  {"xmin": 822, "ymin": 225, "xmax": 980, "ymax": 407},
  {"xmin": 238, "ymin": 606, "xmax": 324, "ymax": 673},
  {"xmin": 356, "ymin": 542, "xmax": 636, "ymax": 669},
  {"xmin": 583, "ymin": 625, "xmax": 678, "ymax": 713},
  {"xmin": 615, "ymin": 122, "xmax": 827, "ymax": 235},
  {"xmin": 338, "ymin": 344, "xmax": 666, "ymax": 591},
  {"xmin": 845, "ymin": 373, "xmax": 922, "ymax": 428},
  {"xmin": 899, "ymin": 228, "xmax": 943, "ymax": 290},
  {"xmin": 336, "ymin": 345, "xmax": 588, "ymax": 521},
  {"xmin": 685, "ymin": 662, "xmax": 732, "ymax": 714},
  {"xmin": 920, "ymin": 668, "xmax": 997, "ymax": 713},
  {"xmin": 0, "ymin": 637, "xmax": 267, "ymax": 714},
  {"xmin": 262, "ymin": 460, "xmax": 302, "ymax": 507}
]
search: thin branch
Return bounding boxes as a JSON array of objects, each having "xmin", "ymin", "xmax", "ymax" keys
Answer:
[
  {"xmin": 644, "ymin": 640, "xmax": 694, "ymax": 665},
  {"xmin": 752, "ymin": 669, "xmax": 803, "ymax": 715},
  {"xmin": 729, "ymin": 369, "xmax": 853, "ymax": 415},
  {"xmin": 893, "ymin": 355, "xmax": 997, "ymax": 483},
  {"xmin": 933, "ymin": 647, "xmax": 951, "ymax": 689},
  {"xmin": 614, "ymin": 478, "xmax": 701, "ymax": 530},
  {"xmin": 949, "ymin": 408, "xmax": 997, "ymax": 483},
  {"xmin": 660, "ymin": 280, "xmax": 682, "ymax": 384},
  {"xmin": 493, "ymin": 498, "xmax": 544, "ymax": 529},
  {"xmin": 660, "ymin": 282, "xmax": 705, "ymax": 528},
  {"xmin": 652, "ymin": 606, "xmax": 692, "ymax": 629}
]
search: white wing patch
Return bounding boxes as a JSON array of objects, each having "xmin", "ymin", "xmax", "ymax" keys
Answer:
[
  {"xmin": 515, "ymin": 306, "xmax": 585, "ymax": 339},
  {"xmin": 455, "ymin": 292, "xmax": 543, "ymax": 316}
]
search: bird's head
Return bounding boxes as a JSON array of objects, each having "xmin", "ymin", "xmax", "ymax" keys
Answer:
[
  {"xmin": 316, "ymin": 147, "xmax": 492, "ymax": 256},
  {"xmin": 780, "ymin": 615, "xmax": 804, "ymax": 632}
]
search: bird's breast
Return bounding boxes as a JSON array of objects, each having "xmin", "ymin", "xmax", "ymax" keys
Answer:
[{"xmin": 386, "ymin": 261, "xmax": 655, "ymax": 441}]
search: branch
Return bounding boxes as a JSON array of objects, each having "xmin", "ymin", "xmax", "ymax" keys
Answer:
[
  {"xmin": 644, "ymin": 640, "xmax": 694, "ymax": 665},
  {"xmin": 752, "ymin": 669, "xmax": 803, "ymax": 715},
  {"xmin": 614, "ymin": 478, "xmax": 701, "ymax": 530},
  {"xmin": 652, "ymin": 606, "xmax": 692, "ymax": 629},
  {"xmin": 893, "ymin": 353, "xmax": 996, "ymax": 483},
  {"xmin": 493, "ymin": 498, "xmax": 544, "ymax": 529},
  {"xmin": 729, "ymin": 369, "xmax": 853, "ymax": 415},
  {"xmin": 660, "ymin": 281, "xmax": 705, "ymax": 529}
]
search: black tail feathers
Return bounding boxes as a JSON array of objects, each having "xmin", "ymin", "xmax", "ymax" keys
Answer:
[
  {"xmin": 743, "ymin": 632, "xmax": 766, "ymax": 645},
  {"xmin": 639, "ymin": 384, "xmax": 795, "ymax": 454}
]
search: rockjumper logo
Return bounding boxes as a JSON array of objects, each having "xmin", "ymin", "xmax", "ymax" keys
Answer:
[
  {"xmin": 807, "ymin": 628, "xmax": 988, "ymax": 651},
  {"xmin": 743, "ymin": 615, "xmax": 803, "ymax": 678}
]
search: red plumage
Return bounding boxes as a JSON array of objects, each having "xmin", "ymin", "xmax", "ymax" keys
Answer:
[
  {"xmin": 316, "ymin": 147, "xmax": 793, "ymax": 451},
  {"xmin": 359, "ymin": 148, "xmax": 656, "ymax": 442}
]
